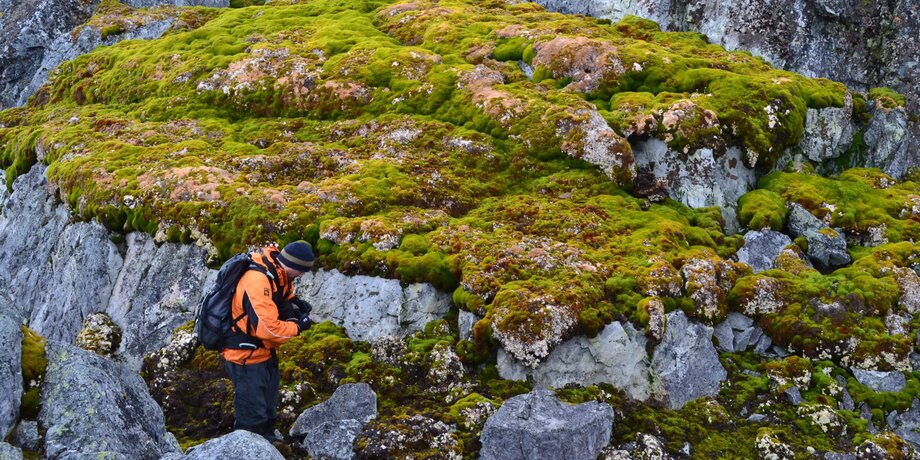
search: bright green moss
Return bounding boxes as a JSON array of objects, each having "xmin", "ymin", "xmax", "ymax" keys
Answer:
[
  {"xmin": 20, "ymin": 326, "xmax": 47, "ymax": 420},
  {"xmin": 867, "ymin": 87, "xmax": 906, "ymax": 108}
]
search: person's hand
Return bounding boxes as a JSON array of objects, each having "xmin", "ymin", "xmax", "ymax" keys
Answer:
[
  {"xmin": 278, "ymin": 301, "xmax": 297, "ymax": 320},
  {"xmin": 295, "ymin": 314, "xmax": 313, "ymax": 334},
  {"xmin": 292, "ymin": 297, "xmax": 313, "ymax": 316}
]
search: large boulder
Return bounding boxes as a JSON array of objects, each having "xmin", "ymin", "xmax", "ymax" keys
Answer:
[
  {"xmin": 289, "ymin": 383, "xmax": 377, "ymax": 438},
  {"xmin": 633, "ymin": 140, "xmax": 756, "ymax": 233},
  {"xmin": 497, "ymin": 321, "xmax": 651, "ymax": 401},
  {"xmin": 651, "ymin": 310, "xmax": 726, "ymax": 409},
  {"xmin": 737, "ymin": 230, "xmax": 794, "ymax": 273},
  {"xmin": 28, "ymin": 221, "xmax": 123, "ymax": 343},
  {"xmin": 0, "ymin": 165, "xmax": 70, "ymax": 321},
  {"xmin": 296, "ymin": 269, "xmax": 452, "ymax": 341},
  {"xmin": 0, "ymin": 307, "xmax": 22, "ymax": 439},
  {"xmin": 479, "ymin": 387, "xmax": 614, "ymax": 460},
  {"xmin": 39, "ymin": 342, "xmax": 181, "ymax": 459},
  {"xmin": 106, "ymin": 232, "xmax": 210, "ymax": 370},
  {"xmin": 786, "ymin": 203, "xmax": 850, "ymax": 269},
  {"xmin": 183, "ymin": 430, "xmax": 284, "ymax": 460}
]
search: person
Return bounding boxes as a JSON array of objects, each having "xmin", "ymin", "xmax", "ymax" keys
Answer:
[{"xmin": 222, "ymin": 240, "xmax": 316, "ymax": 442}]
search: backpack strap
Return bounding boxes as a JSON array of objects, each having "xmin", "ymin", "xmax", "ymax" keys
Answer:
[{"xmin": 224, "ymin": 256, "xmax": 285, "ymax": 350}]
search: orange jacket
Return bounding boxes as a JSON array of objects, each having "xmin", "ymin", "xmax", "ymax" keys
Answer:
[{"xmin": 222, "ymin": 247, "xmax": 299, "ymax": 365}]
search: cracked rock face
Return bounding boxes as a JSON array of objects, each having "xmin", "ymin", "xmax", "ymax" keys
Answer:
[
  {"xmin": 633, "ymin": 139, "xmax": 756, "ymax": 233},
  {"xmin": 479, "ymin": 387, "xmax": 614, "ymax": 460},
  {"xmin": 0, "ymin": 308, "xmax": 22, "ymax": 439},
  {"xmin": 652, "ymin": 310, "xmax": 726, "ymax": 409},
  {"xmin": 296, "ymin": 269, "xmax": 452, "ymax": 342},
  {"xmin": 497, "ymin": 321, "xmax": 651, "ymax": 401},
  {"xmin": 40, "ymin": 341, "xmax": 181, "ymax": 459},
  {"xmin": 289, "ymin": 383, "xmax": 377, "ymax": 438}
]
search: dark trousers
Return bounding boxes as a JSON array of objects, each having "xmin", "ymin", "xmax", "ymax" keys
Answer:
[{"xmin": 224, "ymin": 354, "xmax": 279, "ymax": 436}]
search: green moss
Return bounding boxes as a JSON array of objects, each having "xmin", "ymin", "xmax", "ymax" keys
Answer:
[
  {"xmin": 737, "ymin": 189, "xmax": 787, "ymax": 231},
  {"xmin": 867, "ymin": 87, "xmax": 906, "ymax": 108},
  {"xmin": 20, "ymin": 326, "xmax": 47, "ymax": 420}
]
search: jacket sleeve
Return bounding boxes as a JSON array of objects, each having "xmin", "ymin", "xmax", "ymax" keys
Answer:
[{"xmin": 239, "ymin": 271, "xmax": 299, "ymax": 345}]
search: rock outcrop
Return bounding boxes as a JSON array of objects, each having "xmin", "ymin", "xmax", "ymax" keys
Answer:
[
  {"xmin": 652, "ymin": 310, "xmax": 726, "ymax": 409},
  {"xmin": 479, "ymin": 387, "xmax": 614, "ymax": 460},
  {"xmin": 535, "ymin": 0, "xmax": 920, "ymax": 177},
  {"xmin": 40, "ymin": 341, "xmax": 181, "ymax": 459},
  {"xmin": 497, "ymin": 321, "xmax": 651, "ymax": 401},
  {"xmin": 634, "ymin": 140, "xmax": 756, "ymax": 233},
  {"xmin": 0, "ymin": 308, "xmax": 22, "ymax": 439},
  {"xmin": 28, "ymin": 221, "xmax": 122, "ymax": 343},
  {"xmin": 737, "ymin": 230, "xmax": 795, "ymax": 273},
  {"xmin": 786, "ymin": 203, "xmax": 851, "ymax": 269},
  {"xmin": 289, "ymin": 383, "xmax": 377, "ymax": 438},
  {"xmin": 0, "ymin": 0, "xmax": 100, "ymax": 109},
  {"xmin": 107, "ymin": 232, "xmax": 209, "ymax": 370},
  {"xmin": 0, "ymin": 166, "xmax": 70, "ymax": 321},
  {"xmin": 297, "ymin": 269, "xmax": 452, "ymax": 341}
]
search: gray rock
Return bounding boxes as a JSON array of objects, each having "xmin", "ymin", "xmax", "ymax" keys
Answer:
[
  {"xmin": 859, "ymin": 403, "xmax": 878, "ymax": 434},
  {"xmin": 824, "ymin": 453, "xmax": 856, "ymax": 460},
  {"xmin": 290, "ymin": 383, "xmax": 377, "ymax": 438},
  {"xmin": 304, "ymin": 419, "xmax": 363, "ymax": 460},
  {"xmin": 39, "ymin": 341, "xmax": 180, "ymax": 459},
  {"xmin": 861, "ymin": 103, "xmax": 912, "ymax": 179},
  {"xmin": 712, "ymin": 321, "xmax": 734, "ymax": 352},
  {"xmin": 458, "ymin": 310, "xmax": 481, "ymax": 342},
  {"xmin": 753, "ymin": 333, "xmax": 773, "ymax": 354},
  {"xmin": 296, "ymin": 269, "xmax": 452, "ymax": 341},
  {"xmin": 798, "ymin": 100, "xmax": 854, "ymax": 162},
  {"xmin": 185, "ymin": 430, "xmax": 284, "ymax": 460},
  {"xmin": 651, "ymin": 310, "xmax": 726, "ymax": 409},
  {"xmin": 10, "ymin": 420, "xmax": 40, "ymax": 452},
  {"xmin": 0, "ymin": 165, "xmax": 70, "ymax": 321},
  {"xmin": 737, "ymin": 230, "xmax": 794, "ymax": 273},
  {"xmin": 106, "ymin": 232, "xmax": 209, "ymax": 370},
  {"xmin": 497, "ymin": 321, "xmax": 651, "ymax": 401},
  {"xmin": 786, "ymin": 204, "xmax": 850, "ymax": 268},
  {"xmin": 29, "ymin": 221, "xmax": 123, "ymax": 343},
  {"xmin": 837, "ymin": 376, "xmax": 855, "ymax": 412},
  {"xmin": 0, "ymin": 171, "xmax": 8, "ymax": 210},
  {"xmin": 733, "ymin": 327, "xmax": 755, "ymax": 351},
  {"xmin": 6, "ymin": 12, "xmax": 174, "ymax": 108},
  {"xmin": 747, "ymin": 414, "xmax": 767, "ymax": 422},
  {"xmin": 0, "ymin": 0, "xmax": 99, "ymax": 109},
  {"xmin": 480, "ymin": 387, "xmax": 614, "ymax": 460},
  {"xmin": 851, "ymin": 368, "xmax": 907, "ymax": 393},
  {"xmin": 0, "ymin": 442, "xmax": 22, "ymax": 460},
  {"xmin": 726, "ymin": 312, "xmax": 755, "ymax": 330},
  {"xmin": 894, "ymin": 399, "xmax": 920, "ymax": 450},
  {"xmin": 0, "ymin": 307, "xmax": 22, "ymax": 439},
  {"xmin": 633, "ymin": 140, "xmax": 756, "ymax": 233},
  {"xmin": 785, "ymin": 386, "xmax": 804, "ymax": 405}
]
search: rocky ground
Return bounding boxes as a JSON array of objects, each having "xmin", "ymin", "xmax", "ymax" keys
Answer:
[{"xmin": 0, "ymin": 0, "xmax": 918, "ymax": 459}]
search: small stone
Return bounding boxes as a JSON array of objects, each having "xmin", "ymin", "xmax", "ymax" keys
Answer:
[
  {"xmin": 290, "ymin": 383, "xmax": 377, "ymax": 438},
  {"xmin": 851, "ymin": 368, "xmax": 907, "ymax": 393},
  {"xmin": 10, "ymin": 421, "xmax": 40, "ymax": 452},
  {"xmin": 785, "ymin": 387, "xmax": 804, "ymax": 405}
]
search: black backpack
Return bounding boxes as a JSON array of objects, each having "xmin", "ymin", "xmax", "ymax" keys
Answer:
[{"xmin": 194, "ymin": 252, "xmax": 282, "ymax": 351}]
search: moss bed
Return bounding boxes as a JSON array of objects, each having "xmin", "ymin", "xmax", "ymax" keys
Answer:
[{"xmin": 2, "ymin": 0, "xmax": 919, "ymax": 456}]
